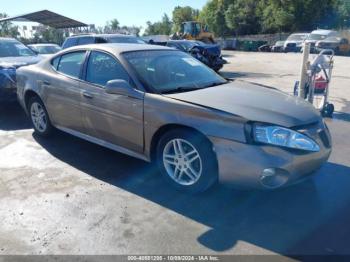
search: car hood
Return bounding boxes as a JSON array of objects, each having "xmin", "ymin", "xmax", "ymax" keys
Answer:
[
  {"xmin": 285, "ymin": 40, "xmax": 304, "ymax": 44},
  {"xmin": 317, "ymin": 40, "xmax": 340, "ymax": 44},
  {"xmin": 194, "ymin": 44, "xmax": 221, "ymax": 56},
  {"xmin": 0, "ymin": 56, "xmax": 42, "ymax": 68},
  {"xmin": 165, "ymin": 81, "xmax": 321, "ymax": 128}
]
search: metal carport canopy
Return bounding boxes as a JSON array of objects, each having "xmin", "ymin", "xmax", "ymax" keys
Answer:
[{"xmin": 0, "ymin": 10, "xmax": 88, "ymax": 28}]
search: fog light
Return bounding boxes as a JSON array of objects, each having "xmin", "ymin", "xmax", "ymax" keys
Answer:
[{"xmin": 260, "ymin": 168, "xmax": 289, "ymax": 189}]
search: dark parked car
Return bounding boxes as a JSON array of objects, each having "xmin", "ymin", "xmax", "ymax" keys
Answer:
[
  {"xmin": 271, "ymin": 41, "xmax": 286, "ymax": 52},
  {"xmin": 17, "ymin": 44, "xmax": 331, "ymax": 193},
  {"xmin": 166, "ymin": 40, "xmax": 226, "ymax": 71},
  {"xmin": 0, "ymin": 38, "xmax": 42, "ymax": 102},
  {"xmin": 62, "ymin": 34, "xmax": 146, "ymax": 49},
  {"xmin": 258, "ymin": 44, "xmax": 272, "ymax": 52}
]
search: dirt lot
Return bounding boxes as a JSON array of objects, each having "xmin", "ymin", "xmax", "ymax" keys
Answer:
[{"xmin": 1, "ymin": 51, "xmax": 350, "ymax": 256}]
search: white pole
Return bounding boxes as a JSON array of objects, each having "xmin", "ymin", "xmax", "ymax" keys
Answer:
[{"xmin": 299, "ymin": 42, "xmax": 310, "ymax": 98}]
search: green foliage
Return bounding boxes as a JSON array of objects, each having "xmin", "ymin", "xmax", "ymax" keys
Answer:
[
  {"xmin": 337, "ymin": 0, "xmax": 350, "ymax": 28},
  {"xmin": 202, "ymin": 0, "xmax": 349, "ymax": 36},
  {"xmin": 199, "ymin": 0, "xmax": 233, "ymax": 37},
  {"xmin": 225, "ymin": 0, "xmax": 260, "ymax": 35},
  {"xmin": 32, "ymin": 27, "xmax": 65, "ymax": 45},
  {"xmin": 0, "ymin": 13, "xmax": 19, "ymax": 38},
  {"xmin": 144, "ymin": 14, "xmax": 172, "ymax": 35},
  {"xmin": 172, "ymin": 6, "xmax": 199, "ymax": 32},
  {"xmin": 110, "ymin": 19, "xmax": 120, "ymax": 31}
]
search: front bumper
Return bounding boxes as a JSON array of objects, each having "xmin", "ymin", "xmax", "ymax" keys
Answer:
[
  {"xmin": 209, "ymin": 122, "xmax": 332, "ymax": 189},
  {"xmin": 284, "ymin": 46, "xmax": 302, "ymax": 53},
  {"xmin": 315, "ymin": 47, "xmax": 336, "ymax": 54},
  {"xmin": 0, "ymin": 69, "xmax": 17, "ymax": 102}
]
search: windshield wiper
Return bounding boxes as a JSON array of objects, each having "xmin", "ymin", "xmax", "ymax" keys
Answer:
[
  {"xmin": 201, "ymin": 81, "xmax": 228, "ymax": 89},
  {"xmin": 161, "ymin": 86, "xmax": 202, "ymax": 94}
]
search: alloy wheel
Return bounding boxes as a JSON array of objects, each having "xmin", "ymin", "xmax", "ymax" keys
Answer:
[
  {"xmin": 163, "ymin": 138, "xmax": 202, "ymax": 186},
  {"xmin": 30, "ymin": 102, "xmax": 47, "ymax": 133}
]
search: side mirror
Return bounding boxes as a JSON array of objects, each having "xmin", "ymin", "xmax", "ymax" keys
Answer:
[{"xmin": 105, "ymin": 79, "xmax": 142, "ymax": 99}]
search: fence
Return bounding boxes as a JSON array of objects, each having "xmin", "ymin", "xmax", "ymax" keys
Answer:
[{"xmin": 216, "ymin": 33, "xmax": 290, "ymax": 50}]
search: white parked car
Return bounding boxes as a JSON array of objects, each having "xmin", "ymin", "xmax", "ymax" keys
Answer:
[
  {"xmin": 304, "ymin": 30, "xmax": 340, "ymax": 53},
  {"xmin": 284, "ymin": 33, "xmax": 309, "ymax": 52}
]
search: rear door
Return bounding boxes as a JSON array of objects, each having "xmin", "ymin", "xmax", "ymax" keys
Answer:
[
  {"xmin": 45, "ymin": 51, "xmax": 87, "ymax": 132},
  {"xmin": 79, "ymin": 51, "xmax": 144, "ymax": 153}
]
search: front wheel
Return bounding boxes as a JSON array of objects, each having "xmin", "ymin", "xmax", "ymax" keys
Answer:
[
  {"xmin": 156, "ymin": 129, "xmax": 218, "ymax": 193},
  {"xmin": 28, "ymin": 96, "xmax": 53, "ymax": 136},
  {"xmin": 321, "ymin": 103, "xmax": 334, "ymax": 118}
]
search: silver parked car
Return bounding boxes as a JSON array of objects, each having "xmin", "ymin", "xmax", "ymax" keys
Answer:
[
  {"xmin": 28, "ymin": 44, "xmax": 62, "ymax": 57},
  {"xmin": 17, "ymin": 44, "xmax": 332, "ymax": 193}
]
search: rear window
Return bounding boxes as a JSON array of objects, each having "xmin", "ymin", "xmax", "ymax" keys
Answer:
[
  {"xmin": 56, "ymin": 51, "xmax": 86, "ymax": 78},
  {"xmin": 62, "ymin": 38, "xmax": 78, "ymax": 49},
  {"xmin": 77, "ymin": 37, "xmax": 95, "ymax": 45},
  {"xmin": 107, "ymin": 36, "xmax": 145, "ymax": 44}
]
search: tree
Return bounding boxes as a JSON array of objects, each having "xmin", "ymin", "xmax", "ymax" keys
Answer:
[
  {"xmin": 172, "ymin": 6, "xmax": 199, "ymax": 32},
  {"xmin": 0, "ymin": 13, "xmax": 19, "ymax": 38},
  {"xmin": 199, "ymin": 0, "xmax": 233, "ymax": 37},
  {"xmin": 225, "ymin": 0, "xmax": 260, "ymax": 35},
  {"xmin": 337, "ymin": 0, "xmax": 350, "ymax": 28},
  {"xmin": 110, "ymin": 19, "xmax": 120, "ymax": 31},
  {"xmin": 32, "ymin": 27, "xmax": 65, "ymax": 45},
  {"xmin": 144, "ymin": 14, "xmax": 172, "ymax": 35},
  {"xmin": 257, "ymin": 0, "xmax": 295, "ymax": 33},
  {"xmin": 161, "ymin": 14, "xmax": 172, "ymax": 35}
]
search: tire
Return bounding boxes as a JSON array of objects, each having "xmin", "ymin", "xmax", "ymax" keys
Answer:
[
  {"xmin": 28, "ymin": 96, "xmax": 53, "ymax": 137},
  {"xmin": 156, "ymin": 129, "xmax": 218, "ymax": 193},
  {"xmin": 321, "ymin": 103, "xmax": 334, "ymax": 118},
  {"xmin": 335, "ymin": 47, "xmax": 340, "ymax": 56}
]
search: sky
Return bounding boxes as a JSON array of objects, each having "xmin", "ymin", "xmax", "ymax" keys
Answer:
[{"xmin": 1, "ymin": 0, "xmax": 208, "ymax": 29}]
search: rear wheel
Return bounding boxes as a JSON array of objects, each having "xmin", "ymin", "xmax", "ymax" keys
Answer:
[
  {"xmin": 322, "ymin": 103, "xmax": 334, "ymax": 118},
  {"xmin": 28, "ymin": 96, "xmax": 53, "ymax": 136},
  {"xmin": 156, "ymin": 129, "xmax": 218, "ymax": 193}
]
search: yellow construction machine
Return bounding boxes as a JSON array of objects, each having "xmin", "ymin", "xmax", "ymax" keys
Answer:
[{"xmin": 176, "ymin": 21, "xmax": 215, "ymax": 44}]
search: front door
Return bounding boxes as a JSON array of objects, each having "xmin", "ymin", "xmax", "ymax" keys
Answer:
[{"xmin": 79, "ymin": 51, "xmax": 144, "ymax": 153}]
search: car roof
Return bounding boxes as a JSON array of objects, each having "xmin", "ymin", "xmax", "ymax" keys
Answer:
[
  {"xmin": 68, "ymin": 34, "xmax": 138, "ymax": 39},
  {"xmin": 290, "ymin": 33, "xmax": 309, "ymax": 35},
  {"xmin": 0, "ymin": 37, "xmax": 18, "ymax": 41},
  {"xmin": 28, "ymin": 43, "xmax": 60, "ymax": 46},
  {"xmin": 311, "ymin": 29, "xmax": 336, "ymax": 35},
  {"xmin": 168, "ymin": 40, "xmax": 195, "ymax": 43},
  {"xmin": 63, "ymin": 43, "xmax": 173, "ymax": 54}
]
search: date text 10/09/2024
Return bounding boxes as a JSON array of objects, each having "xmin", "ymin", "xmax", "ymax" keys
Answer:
[{"xmin": 127, "ymin": 256, "xmax": 220, "ymax": 261}]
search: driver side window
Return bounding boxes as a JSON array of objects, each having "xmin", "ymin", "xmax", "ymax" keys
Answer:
[{"xmin": 86, "ymin": 51, "xmax": 130, "ymax": 86}]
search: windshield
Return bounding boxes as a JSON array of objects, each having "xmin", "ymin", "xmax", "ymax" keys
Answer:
[
  {"xmin": 308, "ymin": 34, "xmax": 329, "ymax": 41},
  {"xmin": 323, "ymin": 37, "xmax": 341, "ymax": 42},
  {"xmin": 275, "ymin": 41, "xmax": 285, "ymax": 46},
  {"xmin": 0, "ymin": 40, "xmax": 36, "ymax": 58},
  {"xmin": 287, "ymin": 34, "xmax": 307, "ymax": 41},
  {"xmin": 31, "ymin": 45, "xmax": 61, "ymax": 54},
  {"xmin": 123, "ymin": 50, "xmax": 227, "ymax": 94},
  {"xmin": 108, "ymin": 36, "xmax": 145, "ymax": 44}
]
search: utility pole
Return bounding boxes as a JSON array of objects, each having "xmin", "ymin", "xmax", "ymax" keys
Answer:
[{"xmin": 299, "ymin": 42, "xmax": 310, "ymax": 98}]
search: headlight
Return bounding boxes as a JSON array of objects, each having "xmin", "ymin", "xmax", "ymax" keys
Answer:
[{"xmin": 253, "ymin": 124, "xmax": 320, "ymax": 152}]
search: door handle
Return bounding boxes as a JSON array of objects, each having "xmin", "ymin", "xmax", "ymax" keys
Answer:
[
  {"xmin": 82, "ymin": 91, "xmax": 94, "ymax": 99},
  {"xmin": 43, "ymin": 80, "xmax": 51, "ymax": 86}
]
